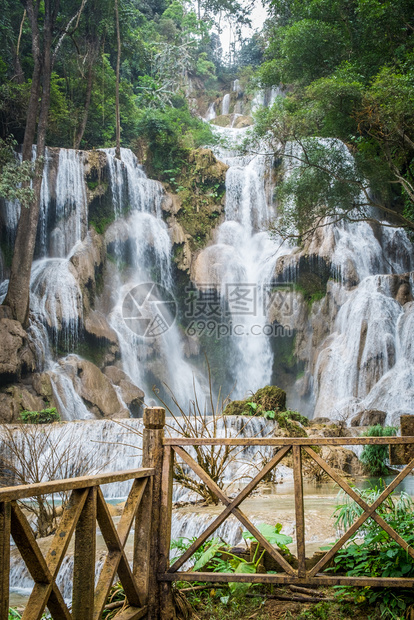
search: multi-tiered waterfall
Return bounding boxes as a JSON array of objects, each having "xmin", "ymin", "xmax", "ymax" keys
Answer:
[{"xmin": 1, "ymin": 97, "xmax": 414, "ymax": 422}]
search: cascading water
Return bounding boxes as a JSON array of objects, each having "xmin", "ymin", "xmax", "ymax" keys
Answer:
[
  {"xmin": 102, "ymin": 148, "xmax": 206, "ymax": 404},
  {"xmin": 221, "ymin": 93, "xmax": 230, "ymax": 115},
  {"xmin": 205, "ymin": 102, "xmax": 216, "ymax": 121},
  {"xmin": 193, "ymin": 127, "xmax": 294, "ymax": 397}
]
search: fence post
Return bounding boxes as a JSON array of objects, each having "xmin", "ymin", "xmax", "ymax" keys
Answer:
[
  {"xmin": 0, "ymin": 501, "xmax": 11, "ymax": 620},
  {"xmin": 139, "ymin": 406, "xmax": 175, "ymax": 620}
]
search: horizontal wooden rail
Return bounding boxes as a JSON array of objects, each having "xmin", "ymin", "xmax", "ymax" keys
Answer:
[
  {"xmin": 0, "ymin": 468, "xmax": 154, "ymax": 502},
  {"xmin": 158, "ymin": 572, "xmax": 414, "ymax": 588},
  {"xmin": 164, "ymin": 436, "xmax": 414, "ymax": 446}
]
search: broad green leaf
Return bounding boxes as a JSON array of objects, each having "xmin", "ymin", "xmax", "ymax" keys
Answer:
[
  {"xmin": 193, "ymin": 541, "xmax": 223, "ymax": 571},
  {"xmin": 242, "ymin": 523, "xmax": 293, "ymax": 548},
  {"xmin": 228, "ymin": 562, "xmax": 256, "ymax": 597}
]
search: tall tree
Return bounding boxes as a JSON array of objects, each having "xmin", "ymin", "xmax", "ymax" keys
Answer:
[
  {"xmin": 114, "ymin": 0, "xmax": 121, "ymax": 159},
  {"xmin": 2, "ymin": 0, "xmax": 87, "ymax": 326}
]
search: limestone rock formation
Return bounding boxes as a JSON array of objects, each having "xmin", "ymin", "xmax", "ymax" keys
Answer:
[
  {"xmin": 84, "ymin": 310, "xmax": 119, "ymax": 345},
  {"xmin": 0, "ymin": 385, "xmax": 47, "ymax": 423},
  {"xmin": 0, "ymin": 319, "xmax": 36, "ymax": 385},
  {"xmin": 59, "ymin": 356, "xmax": 125, "ymax": 418},
  {"xmin": 351, "ymin": 409, "xmax": 387, "ymax": 427},
  {"xmin": 70, "ymin": 229, "xmax": 106, "ymax": 315},
  {"xmin": 103, "ymin": 366, "xmax": 145, "ymax": 417}
]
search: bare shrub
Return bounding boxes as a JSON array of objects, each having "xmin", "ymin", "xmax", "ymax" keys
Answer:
[{"xmin": 0, "ymin": 423, "xmax": 110, "ymax": 537}]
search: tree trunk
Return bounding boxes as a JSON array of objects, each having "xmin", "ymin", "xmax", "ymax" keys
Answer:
[
  {"xmin": 73, "ymin": 45, "xmax": 96, "ymax": 150},
  {"xmin": 114, "ymin": 0, "xmax": 121, "ymax": 160},
  {"xmin": 3, "ymin": 0, "xmax": 55, "ymax": 326}
]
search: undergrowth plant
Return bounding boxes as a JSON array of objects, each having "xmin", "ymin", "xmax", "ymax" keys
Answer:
[
  {"xmin": 327, "ymin": 482, "xmax": 414, "ymax": 619},
  {"xmin": 360, "ymin": 425, "xmax": 398, "ymax": 475}
]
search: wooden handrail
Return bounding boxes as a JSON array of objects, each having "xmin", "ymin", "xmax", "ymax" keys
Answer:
[
  {"xmin": 164, "ymin": 436, "xmax": 414, "ymax": 445},
  {"xmin": 0, "ymin": 467, "xmax": 154, "ymax": 501}
]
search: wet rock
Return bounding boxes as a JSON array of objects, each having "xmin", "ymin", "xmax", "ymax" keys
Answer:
[
  {"xmin": 70, "ymin": 229, "xmax": 106, "ymax": 315},
  {"xmin": 161, "ymin": 193, "xmax": 181, "ymax": 215},
  {"xmin": 103, "ymin": 365, "xmax": 145, "ymax": 417},
  {"xmin": 32, "ymin": 373, "xmax": 54, "ymax": 399},
  {"xmin": 320, "ymin": 445, "xmax": 366, "ymax": 476},
  {"xmin": 0, "ymin": 319, "xmax": 36, "ymax": 385},
  {"xmin": 60, "ymin": 356, "xmax": 122, "ymax": 418},
  {"xmin": 0, "ymin": 385, "xmax": 46, "ymax": 423},
  {"xmin": 84, "ymin": 310, "xmax": 119, "ymax": 345},
  {"xmin": 351, "ymin": 409, "xmax": 387, "ymax": 427},
  {"xmin": 311, "ymin": 417, "xmax": 332, "ymax": 425},
  {"xmin": 232, "ymin": 115, "xmax": 253, "ymax": 128},
  {"xmin": 0, "ymin": 392, "xmax": 21, "ymax": 422}
]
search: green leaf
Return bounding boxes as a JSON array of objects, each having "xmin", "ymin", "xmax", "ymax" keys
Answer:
[
  {"xmin": 242, "ymin": 524, "xmax": 293, "ymax": 548},
  {"xmin": 193, "ymin": 541, "xmax": 223, "ymax": 571},
  {"xmin": 228, "ymin": 562, "xmax": 256, "ymax": 597}
]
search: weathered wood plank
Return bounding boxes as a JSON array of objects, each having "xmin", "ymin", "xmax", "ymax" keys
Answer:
[
  {"xmin": 292, "ymin": 446, "xmax": 306, "ymax": 578},
  {"xmin": 168, "ymin": 445, "xmax": 291, "ymax": 573},
  {"xmin": 11, "ymin": 503, "xmax": 71, "ymax": 620},
  {"xmin": 0, "ymin": 502, "xmax": 11, "ymax": 620},
  {"xmin": 173, "ymin": 446, "xmax": 296, "ymax": 576},
  {"xmin": 111, "ymin": 606, "xmax": 148, "ymax": 620},
  {"xmin": 158, "ymin": 571, "xmax": 414, "ymax": 587},
  {"xmin": 0, "ymin": 468, "xmax": 154, "ymax": 502},
  {"xmin": 141, "ymin": 407, "xmax": 168, "ymax": 620},
  {"xmin": 72, "ymin": 487, "xmax": 97, "ymax": 620},
  {"xmin": 159, "ymin": 446, "xmax": 176, "ymax": 620},
  {"xmin": 94, "ymin": 485, "xmax": 143, "ymax": 618},
  {"xmin": 46, "ymin": 488, "xmax": 89, "ymax": 575},
  {"xmin": 164, "ymin": 437, "xmax": 414, "ymax": 446},
  {"xmin": 133, "ymin": 477, "xmax": 153, "ymax": 605}
]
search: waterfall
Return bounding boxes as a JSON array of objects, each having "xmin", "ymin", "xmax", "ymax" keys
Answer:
[
  {"xmin": 222, "ymin": 93, "xmax": 230, "ymax": 115},
  {"xmin": 103, "ymin": 149, "xmax": 206, "ymax": 404},
  {"xmin": 205, "ymin": 102, "xmax": 216, "ymax": 121},
  {"xmin": 193, "ymin": 127, "xmax": 294, "ymax": 397}
]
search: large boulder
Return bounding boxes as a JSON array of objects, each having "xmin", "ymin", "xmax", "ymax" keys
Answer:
[
  {"xmin": 351, "ymin": 409, "xmax": 387, "ymax": 427},
  {"xmin": 84, "ymin": 310, "xmax": 119, "ymax": 345},
  {"xmin": 0, "ymin": 319, "xmax": 36, "ymax": 385},
  {"xmin": 320, "ymin": 445, "xmax": 366, "ymax": 476},
  {"xmin": 0, "ymin": 385, "xmax": 47, "ymax": 423},
  {"xmin": 59, "ymin": 356, "xmax": 124, "ymax": 418},
  {"xmin": 103, "ymin": 366, "xmax": 144, "ymax": 417}
]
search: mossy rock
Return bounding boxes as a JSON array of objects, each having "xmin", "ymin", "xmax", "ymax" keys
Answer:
[
  {"xmin": 223, "ymin": 399, "xmax": 248, "ymax": 416},
  {"xmin": 253, "ymin": 386, "xmax": 286, "ymax": 412}
]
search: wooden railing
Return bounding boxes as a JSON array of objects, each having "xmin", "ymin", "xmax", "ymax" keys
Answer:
[
  {"xmin": 158, "ymin": 434, "xmax": 414, "ymax": 597},
  {"xmin": 0, "ymin": 468, "xmax": 154, "ymax": 620},
  {"xmin": 2, "ymin": 409, "xmax": 414, "ymax": 620}
]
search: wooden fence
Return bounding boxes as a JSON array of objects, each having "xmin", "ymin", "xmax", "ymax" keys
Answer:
[{"xmin": 2, "ymin": 408, "xmax": 414, "ymax": 620}]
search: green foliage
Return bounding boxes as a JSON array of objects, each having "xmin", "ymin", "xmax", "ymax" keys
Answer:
[
  {"xmin": 20, "ymin": 407, "xmax": 60, "ymax": 424},
  {"xmin": 135, "ymin": 106, "xmax": 215, "ymax": 180},
  {"xmin": 360, "ymin": 426, "xmax": 398, "ymax": 475},
  {"xmin": 0, "ymin": 137, "xmax": 34, "ymax": 206},
  {"xmin": 171, "ymin": 523, "xmax": 292, "ymax": 600},
  {"xmin": 8, "ymin": 611, "xmax": 22, "ymax": 620},
  {"xmin": 330, "ymin": 482, "xmax": 414, "ymax": 618},
  {"xmin": 242, "ymin": 522, "xmax": 293, "ymax": 550},
  {"xmin": 255, "ymin": 0, "xmax": 414, "ymax": 238}
]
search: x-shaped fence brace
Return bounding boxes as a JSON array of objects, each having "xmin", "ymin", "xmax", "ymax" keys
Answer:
[
  {"xmin": 1, "ymin": 473, "xmax": 152, "ymax": 620},
  {"xmin": 161, "ymin": 444, "xmax": 414, "ymax": 586}
]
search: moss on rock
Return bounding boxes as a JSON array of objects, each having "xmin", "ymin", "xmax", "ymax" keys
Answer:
[
  {"xmin": 253, "ymin": 385, "xmax": 287, "ymax": 411},
  {"xmin": 171, "ymin": 148, "xmax": 228, "ymax": 252}
]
